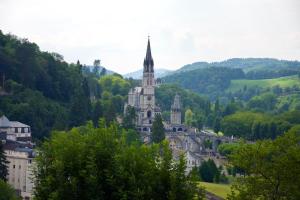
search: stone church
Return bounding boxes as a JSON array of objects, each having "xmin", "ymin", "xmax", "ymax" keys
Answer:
[
  {"xmin": 125, "ymin": 38, "xmax": 234, "ymax": 173},
  {"xmin": 125, "ymin": 38, "xmax": 184, "ymax": 132}
]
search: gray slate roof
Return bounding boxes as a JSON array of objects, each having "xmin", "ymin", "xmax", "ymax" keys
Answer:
[
  {"xmin": 0, "ymin": 115, "xmax": 29, "ymax": 128},
  {"xmin": 0, "ymin": 116, "xmax": 10, "ymax": 127}
]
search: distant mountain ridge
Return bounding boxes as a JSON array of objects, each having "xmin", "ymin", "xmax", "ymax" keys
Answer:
[
  {"xmin": 175, "ymin": 58, "xmax": 300, "ymax": 73},
  {"xmin": 162, "ymin": 58, "xmax": 300, "ymax": 99},
  {"xmin": 124, "ymin": 68, "xmax": 173, "ymax": 79}
]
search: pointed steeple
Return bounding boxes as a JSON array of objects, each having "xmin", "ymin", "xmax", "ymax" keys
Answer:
[{"xmin": 143, "ymin": 37, "xmax": 154, "ymax": 73}]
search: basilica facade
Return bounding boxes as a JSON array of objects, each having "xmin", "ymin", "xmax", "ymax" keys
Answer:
[{"xmin": 125, "ymin": 39, "xmax": 161, "ymax": 132}]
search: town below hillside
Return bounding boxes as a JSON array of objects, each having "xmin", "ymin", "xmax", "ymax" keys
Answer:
[{"xmin": 0, "ymin": 31, "xmax": 299, "ymax": 200}]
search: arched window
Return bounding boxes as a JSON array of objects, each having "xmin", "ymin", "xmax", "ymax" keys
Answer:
[
  {"xmin": 143, "ymin": 127, "xmax": 148, "ymax": 132},
  {"xmin": 178, "ymin": 127, "xmax": 183, "ymax": 132},
  {"xmin": 173, "ymin": 127, "xmax": 176, "ymax": 132},
  {"xmin": 147, "ymin": 110, "xmax": 152, "ymax": 118}
]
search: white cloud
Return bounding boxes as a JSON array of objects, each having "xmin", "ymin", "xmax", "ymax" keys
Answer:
[{"xmin": 0, "ymin": 0, "xmax": 299, "ymax": 74}]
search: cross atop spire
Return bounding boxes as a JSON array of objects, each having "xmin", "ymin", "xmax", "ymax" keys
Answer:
[{"xmin": 143, "ymin": 37, "xmax": 154, "ymax": 73}]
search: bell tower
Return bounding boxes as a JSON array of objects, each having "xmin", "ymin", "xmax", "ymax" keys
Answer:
[
  {"xmin": 141, "ymin": 37, "xmax": 156, "ymax": 125},
  {"xmin": 171, "ymin": 94, "xmax": 181, "ymax": 125}
]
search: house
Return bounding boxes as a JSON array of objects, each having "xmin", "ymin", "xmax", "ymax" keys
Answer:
[{"xmin": 0, "ymin": 115, "xmax": 31, "ymax": 142}]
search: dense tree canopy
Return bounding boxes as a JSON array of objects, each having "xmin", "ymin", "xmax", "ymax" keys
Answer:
[
  {"xmin": 228, "ymin": 129, "xmax": 300, "ymax": 200},
  {"xmin": 34, "ymin": 122, "xmax": 204, "ymax": 200},
  {"xmin": 220, "ymin": 111, "xmax": 295, "ymax": 140}
]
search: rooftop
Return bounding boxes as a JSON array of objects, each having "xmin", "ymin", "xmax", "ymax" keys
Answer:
[{"xmin": 0, "ymin": 115, "xmax": 30, "ymax": 128}]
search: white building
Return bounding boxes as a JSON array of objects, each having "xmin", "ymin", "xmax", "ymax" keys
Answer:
[
  {"xmin": 185, "ymin": 151, "xmax": 203, "ymax": 172},
  {"xmin": 5, "ymin": 145, "xmax": 35, "ymax": 200},
  {"xmin": 0, "ymin": 115, "xmax": 31, "ymax": 142},
  {"xmin": 1, "ymin": 115, "xmax": 35, "ymax": 199}
]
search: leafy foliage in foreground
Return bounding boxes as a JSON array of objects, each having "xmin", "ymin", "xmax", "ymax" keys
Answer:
[
  {"xmin": 0, "ymin": 179, "xmax": 20, "ymax": 200},
  {"xmin": 228, "ymin": 127, "xmax": 300, "ymax": 200},
  {"xmin": 34, "ymin": 122, "xmax": 204, "ymax": 200}
]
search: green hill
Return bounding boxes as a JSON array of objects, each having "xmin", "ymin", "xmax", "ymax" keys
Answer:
[
  {"xmin": 0, "ymin": 30, "xmax": 128, "ymax": 139},
  {"xmin": 227, "ymin": 75, "xmax": 300, "ymax": 92}
]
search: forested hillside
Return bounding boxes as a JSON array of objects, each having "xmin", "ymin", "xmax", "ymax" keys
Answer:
[
  {"xmin": 0, "ymin": 31, "xmax": 212, "ymax": 140},
  {"xmin": 163, "ymin": 67, "xmax": 245, "ymax": 99},
  {"xmin": 0, "ymin": 31, "xmax": 131, "ymax": 139},
  {"xmin": 162, "ymin": 57, "xmax": 300, "ymax": 141}
]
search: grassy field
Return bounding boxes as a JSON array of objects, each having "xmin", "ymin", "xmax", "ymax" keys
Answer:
[
  {"xmin": 227, "ymin": 75, "xmax": 300, "ymax": 92},
  {"xmin": 199, "ymin": 182, "xmax": 232, "ymax": 199}
]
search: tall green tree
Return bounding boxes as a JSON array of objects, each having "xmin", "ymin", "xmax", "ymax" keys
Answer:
[
  {"xmin": 123, "ymin": 105, "xmax": 136, "ymax": 129},
  {"xmin": 92, "ymin": 100, "xmax": 103, "ymax": 127},
  {"xmin": 213, "ymin": 116, "xmax": 221, "ymax": 133},
  {"xmin": 184, "ymin": 109, "xmax": 194, "ymax": 127},
  {"xmin": 69, "ymin": 89, "xmax": 88, "ymax": 127},
  {"xmin": 0, "ymin": 142, "xmax": 8, "ymax": 181},
  {"xmin": 198, "ymin": 159, "xmax": 220, "ymax": 183},
  {"xmin": 152, "ymin": 114, "xmax": 165, "ymax": 143}
]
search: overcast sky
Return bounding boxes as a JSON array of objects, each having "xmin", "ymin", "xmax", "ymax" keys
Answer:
[{"xmin": 1, "ymin": 0, "xmax": 300, "ymax": 74}]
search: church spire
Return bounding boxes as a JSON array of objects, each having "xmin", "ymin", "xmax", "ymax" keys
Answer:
[{"xmin": 143, "ymin": 37, "xmax": 154, "ymax": 73}]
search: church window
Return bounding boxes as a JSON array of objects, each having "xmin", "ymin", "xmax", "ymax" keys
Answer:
[
  {"xmin": 178, "ymin": 128, "xmax": 183, "ymax": 132},
  {"xmin": 147, "ymin": 95, "xmax": 151, "ymax": 101},
  {"xmin": 147, "ymin": 110, "xmax": 152, "ymax": 118}
]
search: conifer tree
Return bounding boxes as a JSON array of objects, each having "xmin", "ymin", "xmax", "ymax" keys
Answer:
[
  {"xmin": 123, "ymin": 106, "xmax": 136, "ymax": 129},
  {"xmin": 0, "ymin": 142, "xmax": 8, "ymax": 181},
  {"xmin": 152, "ymin": 114, "xmax": 165, "ymax": 143}
]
